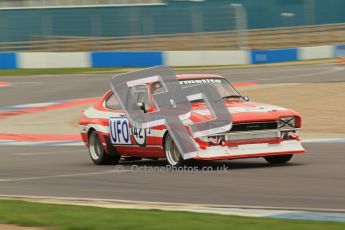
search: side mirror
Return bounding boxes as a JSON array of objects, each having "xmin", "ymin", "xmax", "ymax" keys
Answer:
[
  {"xmin": 242, "ymin": 96, "xmax": 249, "ymax": 101},
  {"xmin": 137, "ymin": 102, "xmax": 147, "ymax": 113}
]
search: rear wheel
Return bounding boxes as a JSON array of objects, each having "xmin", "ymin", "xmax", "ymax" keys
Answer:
[
  {"xmin": 264, "ymin": 154, "xmax": 293, "ymax": 164},
  {"xmin": 164, "ymin": 134, "xmax": 185, "ymax": 167},
  {"xmin": 89, "ymin": 130, "xmax": 120, "ymax": 165}
]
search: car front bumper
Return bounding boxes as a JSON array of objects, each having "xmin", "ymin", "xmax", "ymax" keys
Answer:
[{"xmin": 195, "ymin": 140, "xmax": 305, "ymax": 160}]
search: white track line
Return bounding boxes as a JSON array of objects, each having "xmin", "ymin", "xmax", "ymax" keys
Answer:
[
  {"xmin": 0, "ymin": 141, "xmax": 84, "ymax": 146},
  {"xmin": 14, "ymin": 150, "xmax": 85, "ymax": 156},
  {"xmin": 0, "ymin": 195, "xmax": 344, "ymax": 217},
  {"xmin": 302, "ymin": 138, "xmax": 345, "ymax": 143},
  {"xmin": 0, "ymin": 170, "xmax": 115, "ymax": 182},
  {"xmin": 259, "ymin": 66, "xmax": 344, "ymax": 81},
  {"xmin": 227, "ymin": 65, "xmax": 332, "ymax": 74}
]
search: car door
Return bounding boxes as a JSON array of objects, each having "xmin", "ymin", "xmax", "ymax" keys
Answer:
[
  {"xmin": 128, "ymin": 85, "xmax": 154, "ymax": 148},
  {"xmin": 107, "ymin": 86, "xmax": 162, "ymax": 157}
]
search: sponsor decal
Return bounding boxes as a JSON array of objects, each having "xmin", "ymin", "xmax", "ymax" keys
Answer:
[
  {"xmin": 109, "ymin": 117, "xmax": 131, "ymax": 145},
  {"xmin": 179, "ymin": 79, "xmax": 222, "ymax": 85}
]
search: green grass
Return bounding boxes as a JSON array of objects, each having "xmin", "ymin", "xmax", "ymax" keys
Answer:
[
  {"xmin": 0, "ymin": 67, "xmax": 130, "ymax": 76},
  {"xmin": 0, "ymin": 200, "xmax": 344, "ymax": 230},
  {"xmin": 0, "ymin": 66, "xmax": 244, "ymax": 77},
  {"xmin": 0, "ymin": 58, "xmax": 336, "ymax": 77},
  {"xmin": 0, "ymin": 66, "xmax": 238, "ymax": 77}
]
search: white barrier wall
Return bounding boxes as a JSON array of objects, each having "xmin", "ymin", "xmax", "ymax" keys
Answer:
[
  {"xmin": 18, "ymin": 52, "xmax": 90, "ymax": 68},
  {"xmin": 298, "ymin": 46, "xmax": 333, "ymax": 60},
  {"xmin": 164, "ymin": 51, "xmax": 249, "ymax": 66},
  {"xmin": 3, "ymin": 45, "xmax": 337, "ymax": 70}
]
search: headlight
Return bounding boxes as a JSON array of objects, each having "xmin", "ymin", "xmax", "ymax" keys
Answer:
[{"xmin": 278, "ymin": 117, "xmax": 296, "ymax": 129}]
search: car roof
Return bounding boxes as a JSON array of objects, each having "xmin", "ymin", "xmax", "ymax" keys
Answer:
[
  {"xmin": 104, "ymin": 74, "xmax": 225, "ymax": 96},
  {"xmin": 175, "ymin": 74, "xmax": 224, "ymax": 80}
]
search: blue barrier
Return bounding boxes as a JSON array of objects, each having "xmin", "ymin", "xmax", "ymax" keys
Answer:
[
  {"xmin": 91, "ymin": 52, "xmax": 163, "ymax": 67},
  {"xmin": 0, "ymin": 47, "xmax": 335, "ymax": 69},
  {"xmin": 335, "ymin": 44, "xmax": 345, "ymax": 57},
  {"xmin": 0, "ymin": 53, "xmax": 17, "ymax": 69},
  {"xmin": 251, "ymin": 48, "xmax": 298, "ymax": 64}
]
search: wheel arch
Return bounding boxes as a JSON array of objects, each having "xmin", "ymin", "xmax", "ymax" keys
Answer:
[
  {"xmin": 86, "ymin": 125, "xmax": 106, "ymax": 146},
  {"xmin": 162, "ymin": 130, "xmax": 170, "ymax": 150},
  {"xmin": 87, "ymin": 127, "xmax": 96, "ymax": 139}
]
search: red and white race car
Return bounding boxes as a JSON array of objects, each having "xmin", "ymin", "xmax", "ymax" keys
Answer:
[{"xmin": 80, "ymin": 74, "xmax": 305, "ymax": 166}]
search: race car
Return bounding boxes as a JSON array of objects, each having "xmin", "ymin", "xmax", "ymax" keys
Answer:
[{"xmin": 79, "ymin": 74, "xmax": 305, "ymax": 166}]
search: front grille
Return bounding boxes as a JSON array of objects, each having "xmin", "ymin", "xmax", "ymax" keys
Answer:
[
  {"xmin": 226, "ymin": 130, "xmax": 280, "ymax": 141},
  {"xmin": 230, "ymin": 121, "xmax": 278, "ymax": 132}
]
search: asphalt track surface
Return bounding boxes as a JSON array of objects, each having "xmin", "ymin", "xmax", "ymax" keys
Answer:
[{"xmin": 0, "ymin": 64, "xmax": 345, "ymax": 210}]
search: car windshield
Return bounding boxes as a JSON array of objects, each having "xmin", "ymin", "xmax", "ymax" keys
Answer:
[{"xmin": 151, "ymin": 78, "xmax": 241, "ymax": 99}]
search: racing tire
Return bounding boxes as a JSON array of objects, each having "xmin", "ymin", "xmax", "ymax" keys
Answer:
[
  {"xmin": 89, "ymin": 130, "xmax": 121, "ymax": 165},
  {"xmin": 264, "ymin": 154, "xmax": 293, "ymax": 164},
  {"xmin": 164, "ymin": 133, "xmax": 186, "ymax": 167}
]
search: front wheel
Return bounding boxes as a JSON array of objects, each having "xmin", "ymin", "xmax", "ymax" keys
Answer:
[
  {"xmin": 164, "ymin": 134, "xmax": 185, "ymax": 167},
  {"xmin": 89, "ymin": 131, "xmax": 120, "ymax": 165},
  {"xmin": 264, "ymin": 154, "xmax": 293, "ymax": 164}
]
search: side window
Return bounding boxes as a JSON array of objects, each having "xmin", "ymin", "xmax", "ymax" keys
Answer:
[
  {"xmin": 105, "ymin": 93, "xmax": 121, "ymax": 110},
  {"xmin": 130, "ymin": 85, "xmax": 151, "ymax": 109}
]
